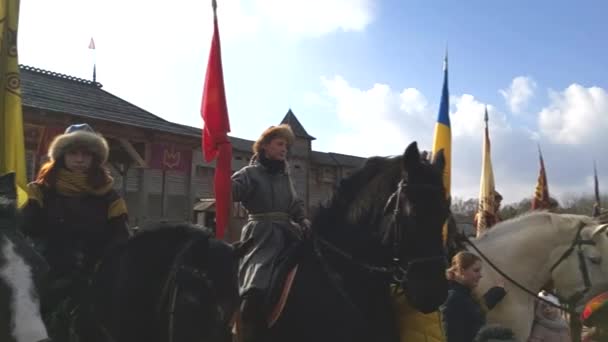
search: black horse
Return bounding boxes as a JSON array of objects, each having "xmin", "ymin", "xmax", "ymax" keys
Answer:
[
  {"xmin": 67, "ymin": 221, "xmax": 253, "ymax": 342},
  {"xmin": 263, "ymin": 142, "xmax": 450, "ymax": 342},
  {"xmin": 0, "ymin": 173, "xmax": 51, "ymax": 342}
]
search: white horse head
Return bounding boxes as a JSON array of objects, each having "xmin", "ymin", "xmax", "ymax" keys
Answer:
[
  {"xmin": 0, "ymin": 190, "xmax": 50, "ymax": 342},
  {"xmin": 466, "ymin": 211, "xmax": 608, "ymax": 341}
]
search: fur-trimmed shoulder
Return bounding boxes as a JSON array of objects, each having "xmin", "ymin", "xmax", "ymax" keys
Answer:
[{"xmin": 104, "ymin": 189, "xmax": 128, "ymax": 219}]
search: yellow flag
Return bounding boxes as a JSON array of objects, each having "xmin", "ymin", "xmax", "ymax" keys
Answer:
[
  {"xmin": 0, "ymin": 0, "xmax": 28, "ymax": 207},
  {"xmin": 476, "ymin": 107, "xmax": 498, "ymax": 237}
]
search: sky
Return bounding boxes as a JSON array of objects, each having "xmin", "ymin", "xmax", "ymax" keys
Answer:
[{"xmin": 17, "ymin": 0, "xmax": 608, "ymax": 205}]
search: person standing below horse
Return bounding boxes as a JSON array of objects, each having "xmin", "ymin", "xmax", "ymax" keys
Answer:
[
  {"xmin": 232, "ymin": 124, "xmax": 311, "ymax": 342},
  {"xmin": 440, "ymin": 251, "xmax": 507, "ymax": 342},
  {"xmin": 20, "ymin": 123, "xmax": 131, "ymax": 341},
  {"xmin": 527, "ymin": 291, "xmax": 571, "ymax": 342}
]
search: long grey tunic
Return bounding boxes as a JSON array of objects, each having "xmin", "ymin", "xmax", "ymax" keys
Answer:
[{"xmin": 232, "ymin": 161, "xmax": 306, "ymax": 295}]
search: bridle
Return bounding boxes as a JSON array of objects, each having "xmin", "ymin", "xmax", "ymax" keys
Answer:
[
  {"xmin": 548, "ymin": 222, "xmax": 596, "ymax": 305},
  {"xmin": 385, "ymin": 179, "xmax": 449, "ymax": 284},
  {"xmin": 157, "ymin": 236, "xmax": 228, "ymax": 342},
  {"xmin": 461, "ymin": 221, "xmax": 598, "ymax": 314},
  {"xmin": 313, "ymin": 175, "xmax": 450, "ymax": 310}
]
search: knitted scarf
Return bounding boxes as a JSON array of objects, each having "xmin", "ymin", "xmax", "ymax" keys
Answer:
[{"xmin": 55, "ymin": 169, "xmax": 113, "ymax": 196}]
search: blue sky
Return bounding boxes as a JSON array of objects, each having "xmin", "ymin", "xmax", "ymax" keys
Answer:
[{"xmin": 17, "ymin": 0, "xmax": 608, "ymax": 204}]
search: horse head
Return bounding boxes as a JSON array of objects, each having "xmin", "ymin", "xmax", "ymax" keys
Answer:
[
  {"xmin": 383, "ymin": 142, "xmax": 450, "ymax": 313},
  {"xmin": 167, "ymin": 229, "xmax": 253, "ymax": 342},
  {"xmin": 549, "ymin": 216, "xmax": 608, "ymax": 310},
  {"xmin": 0, "ymin": 172, "xmax": 50, "ymax": 342}
]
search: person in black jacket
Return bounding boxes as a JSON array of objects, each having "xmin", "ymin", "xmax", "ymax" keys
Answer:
[
  {"xmin": 20, "ymin": 123, "xmax": 131, "ymax": 341},
  {"xmin": 440, "ymin": 251, "xmax": 507, "ymax": 342}
]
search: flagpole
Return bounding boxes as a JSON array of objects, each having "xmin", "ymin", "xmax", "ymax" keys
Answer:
[
  {"xmin": 89, "ymin": 37, "xmax": 96, "ymax": 83},
  {"xmin": 593, "ymin": 160, "xmax": 601, "ymax": 217},
  {"xmin": 202, "ymin": 0, "xmax": 233, "ymax": 240}
]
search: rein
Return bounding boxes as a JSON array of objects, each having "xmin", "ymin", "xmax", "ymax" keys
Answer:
[
  {"xmin": 309, "ymin": 177, "xmax": 448, "ymax": 322},
  {"xmin": 157, "ymin": 235, "xmax": 218, "ymax": 342},
  {"xmin": 459, "ymin": 222, "xmax": 595, "ymax": 315}
]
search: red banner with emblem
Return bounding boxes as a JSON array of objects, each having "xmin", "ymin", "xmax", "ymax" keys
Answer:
[{"xmin": 150, "ymin": 144, "xmax": 192, "ymax": 173}]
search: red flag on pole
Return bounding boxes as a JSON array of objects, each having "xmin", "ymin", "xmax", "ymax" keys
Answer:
[{"xmin": 201, "ymin": 0, "xmax": 232, "ymax": 239}]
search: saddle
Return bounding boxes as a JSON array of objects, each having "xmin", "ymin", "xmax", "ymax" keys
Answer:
[{"xmin": 262, "ymin": 240, "xmax": 305, "ymax": 327}]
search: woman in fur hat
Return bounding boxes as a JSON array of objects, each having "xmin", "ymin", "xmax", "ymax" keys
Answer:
[
  {"xmin": 232, "ymin": 124, "xmax": 310, "ymax": 342},
  {"xmin": 20, "ymin": 123, "xmax": 131, "ymax": 341}
]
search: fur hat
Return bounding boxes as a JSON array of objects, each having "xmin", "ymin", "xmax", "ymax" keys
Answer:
[
  {"xmin": 252, "ymin": 124, "xmax": 295, "ymax": 154},
  {"xmin": 48, "ymin": 123, "xmax": 109, "ymax": 163}
]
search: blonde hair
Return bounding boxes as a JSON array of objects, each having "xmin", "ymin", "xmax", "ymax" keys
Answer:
[
  {"xmin": 252, "ymin": 124, "xmax": 295, "ymax": 154},
  {"xmin": 446, "ymin": 251, "xmax": 481, "ymax": 281},
  {"xmin": 447, "ymin": 251, "xmax": 488, "ymax": 312}
]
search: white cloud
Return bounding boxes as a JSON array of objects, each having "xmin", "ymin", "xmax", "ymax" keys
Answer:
[
  {"xmin": 500, "ymin": 76, "xmax": 537, "ymax": 114},
  {"xmin": 252, "ymin": 0, "xmax": 375, "ymax": 37},
  {"xmin": 320, "ymin": 75, "xmax": 433, "ymax": 157},
  {"xmin": 538, "ymin": 84, "xmax": 608, "ymax": 145},
  {"xmin": 17, "ymin": 0, "xmax": 375, "ymax": 140},
  {"xmin": 314, "ymin": 75, "xmax": 608, "ymax": 205},
  {"xmin": 451, "ymin": 95, "xmax": 508, "ymax": 138}
]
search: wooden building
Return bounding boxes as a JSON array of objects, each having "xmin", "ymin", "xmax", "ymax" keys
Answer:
[{"xmin": 20, "ymin": 65, "xmax": 366, "ymax": 241}]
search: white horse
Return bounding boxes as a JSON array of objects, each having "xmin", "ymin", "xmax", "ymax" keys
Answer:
[
  {"xmin": 0, "ymin": 173, "xmax": 50, "ymax": 342},
  {"xmin": 463, "ymin": 211, "xmax": 608, "ymax": 341}
]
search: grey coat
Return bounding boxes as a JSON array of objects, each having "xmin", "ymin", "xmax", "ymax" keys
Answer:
[
  {"xmin": 232, "ymin": 160, "xmax": 306, "ymax": 295},
  {"xmin": 527, "ymin": 302, "xmax": 571, "ymax": 342}
]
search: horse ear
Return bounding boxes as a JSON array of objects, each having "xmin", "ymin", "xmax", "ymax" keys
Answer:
[
  {"xmin": 432, "ymin": 149, "xmax": 446, "ymax": 174},
  {"xmin": 232, "ymin": 237, "xmax": 255, "ymax": 259},
  {"xmin": 403, "ymin": 142, "xmax": 420, "ymax": 170}
]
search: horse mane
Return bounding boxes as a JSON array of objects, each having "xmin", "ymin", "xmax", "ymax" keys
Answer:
[
  {"xmin": 132, "ymin": 222, "xmax": 213, "ymax": 243},
  {"xmin": 476, "ymin": 210, "xmax": 595, "ymax": 242},
  {"xmin": 312, "ymin": 155, "xmax": 402, "ymax": 233}
]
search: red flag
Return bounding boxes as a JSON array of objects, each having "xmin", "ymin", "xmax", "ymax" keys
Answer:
[
  {"xmin": 201, "ymin": 6, "xmax": 232, "ymax": 240},
  {"xmin": 532, "ymin": 146, "xmax": 551, "ymax": 210}
]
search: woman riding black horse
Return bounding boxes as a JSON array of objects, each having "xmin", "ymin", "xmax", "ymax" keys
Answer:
[
  {"xmin": 242, "ymin": 142, "xmax": 450, "ymax": 342},
  {"xmin": 231, "ymin": 124, "xmax": 311, "ymax": 342}
]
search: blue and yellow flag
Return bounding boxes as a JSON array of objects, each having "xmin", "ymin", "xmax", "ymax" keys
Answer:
[
  {"xmin": 390, "ymin": 53, "xmax": 453, "ymax": 342},
  {"xmin": 0, "ymin": 0, "xmax": 28, "ymax": 207},
  {"xmin": 432, "ymin": 53, "xmax": 451, "ymax": 195}
]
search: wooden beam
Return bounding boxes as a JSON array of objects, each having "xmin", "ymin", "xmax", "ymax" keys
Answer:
[{"xmin": 118, "ymin": 138, "xmax": 147, "ymax": 168}]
